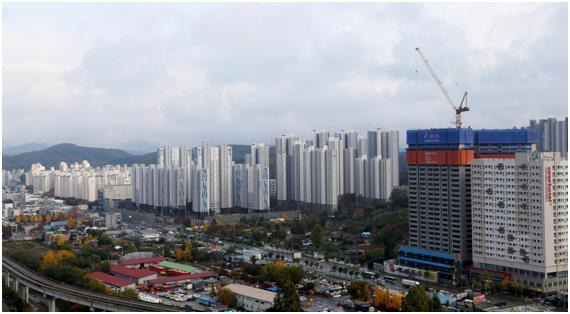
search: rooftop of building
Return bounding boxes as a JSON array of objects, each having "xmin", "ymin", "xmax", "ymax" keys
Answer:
[
  {"xmin": 147, "ymin": 271, "xmax": 216, "ymax": 285},
  {"xmin": 110, "ymin": 264, "xmax": 156, "ymax": 279},
  {"xmin": 120, "ymin": 256, "xmax": 165, "ymax": 266},
  {"xmin": 224, "ymin": 284, "xmax": 276, "ymax": 303},
  {"xmin": 158, "ymin": 261, "xmax": 200, "ymax": 273},
  {"xmin": 90, "ymin": 271, "xmax": 134, "ymax": 287},
  {"xmin": 399, "ymin": 245, "xmax": 454, "ymax": 260}
]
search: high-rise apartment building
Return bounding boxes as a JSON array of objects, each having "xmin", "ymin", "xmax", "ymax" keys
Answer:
[
  {"xmin": 274, "ymin": 128, "xmax": 399, "ymax": 209},
  {"xmin": 405, "ymin": 128, "xmax": 475, "ymax": 273},
  {"xmin": 381, "ymin": 130, "xmax": 400, "ymax": 186},
  {"xmin": 220, "ymin": 144, "xmax": 233, "ymax": 209},
  {"xmin": 471, "ymin": 152, "xmax": 567, "ymax": 294},
  {"xmin": 529, "ymin": 117, "xmax": 568, "ymax": 157},
  {"xmin": 192, "ymin": 167, "xmax": 209, "ymax": 214},
  {"xmin": 403, "ymin": 127, "xmax": 538, "ymax": 283}
]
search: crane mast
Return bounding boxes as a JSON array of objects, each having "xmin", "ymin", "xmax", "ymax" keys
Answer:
[{"xmin": 415, "ymin": 47, "xmax": 469, "ymax": 128}]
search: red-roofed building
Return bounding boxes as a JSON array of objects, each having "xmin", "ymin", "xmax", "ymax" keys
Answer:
[
  {"xmin": 110, "ymin": 264, "xmax": 158, "ymax": 284},
  {"xmin": 147, "ymin": 271, "xmax": 216, "ymax": 286},
  {"xmin": 90, "ymin": 272, "xmax": 136, "ymax": 292},
  {"xmin": 120, "ymin": 256, "xmax": 165, "ymax": 268}
]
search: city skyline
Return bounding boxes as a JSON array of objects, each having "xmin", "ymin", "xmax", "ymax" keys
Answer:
[{"xmin": 3, "ymin": 3, "xmax": 568, "ymax": 148}]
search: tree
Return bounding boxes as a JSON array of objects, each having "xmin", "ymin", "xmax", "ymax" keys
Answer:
[
  {"xmin": 512, "ymin": 280, "xmax": 524, "ymax": 297},
  {"xmin": 430, "ymin": 294, "xmax": 442, "ymax": 312},
  {"xmin": 390, "ymin": 188, "xmax": 408, "ymax": 208},
  {"xmin": 270, "ymin": 280, "xmax": 302, "ymax": 312},
  {"xmin": 67, "ymin": 217, "xmax": 76, "ymax": 229},
  {"xmin": 374, "ymin": 287, "xmax": 390, "ymax": 310},
  {"xmin": 184, "ymin": 241, "xmax": 192, "ymax": 260},
  {"xmin": 250, "ymin": 255, "xmax": 258, "ymax": 265},
  {"xmin": 100, "ymin": 261, "xmax": 111, "ymax": 273},
  {"xmin": 387, "ymin": 294, "xmax": 403, "ymax": 311},
  {"xmin": 97, "ymin": 234, "xmax": 113, "ymax": 246},
  {"xmin": 260, "ymin": 261, "xmax": 305, "ymax": 286},
  {"xmin": 114, "ymin": 288, "xmax": 138, "ymax": 300},
  {"xmin": 55, "ymin": 235, "xmax": 68, "ymax": 247},
  {"xmin": 40, "ymin": 250, "xmax": 74, "ymax": 270},
  {"xmin": 348, "ymin": 281, "xmax": 371, "ymax": 301},
  {"xmin": 175, "ymin": 248, "xmax": 183, "ymax": 261},
  {"xmin": 402, "ymin": 286, "xmax": 432, "ymax": 312},
  {"xmin": 310, "ymin": 224, "xmax": 324, "ymax": 249},
  {"xmin": 217, "ymin": 288, "xmax": 237, "ymax": 307}
]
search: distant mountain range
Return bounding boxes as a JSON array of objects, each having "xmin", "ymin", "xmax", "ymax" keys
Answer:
[
  {"xmin": 2, "ymin": 143, "xmax": 51, "ymax": 156},
  {"xmin": 2, "ymin": 143, "xmax": 255, "ymax": 170},
  {"xmin": 2, "ymin": 143, "xmax": 156, "ymax": 170}
]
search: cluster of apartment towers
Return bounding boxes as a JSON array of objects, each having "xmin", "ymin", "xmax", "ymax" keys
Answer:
[
  {"xmin": 274, "ymin": 129, "xmax": 400, "ymax": 207},
  {"xmin": 130, "ymin": 128, "xmax": 400, "ymax": 215},
  {"xmin": 131, "ymin": 142, "xmax": 270, "ymax": 215}
]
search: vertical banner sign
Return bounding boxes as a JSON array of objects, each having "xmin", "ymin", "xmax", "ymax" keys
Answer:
[{"xmin": 545, "ymin": 166, "xmax": 553, "ymax": 206}]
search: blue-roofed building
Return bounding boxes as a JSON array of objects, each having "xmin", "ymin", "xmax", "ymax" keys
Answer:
[{"xmin": 50, "ymin": 221, "xmax": 68, "ymax": 231}]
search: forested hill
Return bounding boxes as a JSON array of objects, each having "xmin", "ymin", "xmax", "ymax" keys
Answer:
[{"xmin": 2, "ymin": 143, "xmax": 255, "ymax": 170}]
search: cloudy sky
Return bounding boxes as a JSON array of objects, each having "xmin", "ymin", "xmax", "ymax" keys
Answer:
[{"xmin": 2, "ymin": 2, "xmax": 568, "ymax": 149}]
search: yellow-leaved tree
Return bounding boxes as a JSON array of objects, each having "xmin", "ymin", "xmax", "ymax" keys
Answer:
[
  {"xmin": 184, "ymin": 241, "xmax": 192, "ymax": 260},
  {"xmin": 40, "ymin": 250, "xmax": 74, "ymax": 270}
]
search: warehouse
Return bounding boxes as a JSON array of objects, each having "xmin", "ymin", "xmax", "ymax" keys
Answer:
[
  {"xmin": 120, "ymin": 256, "xmax": 165, "ymax": 268},
  {"xmin": 90, "ymin": 272, "xmax": 136, "ymax": 292},
  {"xmin": 158, "ymin": 261, "xmax": 200, "ymax": 273},
  {"xmin": 224, "ymin": 284, "xmax": 276, "ymax": 312},
  {"xmin": 146, "ymin": 271, "xmax": 216, "ymax": 286},
  {"xmin": 110, "ymin": 264, "xmax": 158, "ymax": 284}
]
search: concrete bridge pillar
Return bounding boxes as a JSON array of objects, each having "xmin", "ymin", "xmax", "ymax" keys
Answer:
[
  {"xmin": 3, "ymin": 272, "xmax": 10, "ymax": 286},
  {"xmin": 48, "ymin": 297, "xmax": 57, "ymax": 312},
  {"xmin": 14, "ymin": 278, "xmax": 20, "ymax": 292},
  {"xmin": 21, "ymin": 285, "xmax": 29, "ymax": 303}
]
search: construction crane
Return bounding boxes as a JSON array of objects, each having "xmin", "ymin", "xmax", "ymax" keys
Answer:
[{"xmin": 415, "ymin": 47, "xmax": 469, "ymax": 128}]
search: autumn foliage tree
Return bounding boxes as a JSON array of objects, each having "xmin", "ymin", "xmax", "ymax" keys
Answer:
[
  {"xmin": 217, "ymin": 287, "xmax": 237, "ymax": 307},
  {"xmin": 55, "ymin": 235, "xmax": 68, "ymax": 247},
  {"xmin": 184, "ymin": 241, "xmax": 192, "ymax": 260},
  {"xmin": 175, "ymin": 248, "xmax": 183, "ymax": 261},
  {"xmin": 40, "ymin": 250, "xmax": 74, "ymax": 270},
  {"xmin": 374, "ymin": 287, "xmax": 403, "ymax": 311}
]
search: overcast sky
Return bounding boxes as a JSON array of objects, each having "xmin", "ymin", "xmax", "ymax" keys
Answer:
[{"xmin": 2, "ymin": 3, "xmax": 568, "ymax": 149}]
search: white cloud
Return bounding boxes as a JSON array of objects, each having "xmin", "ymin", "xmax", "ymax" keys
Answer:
[
  {"xmin": 218, "ymin": 83, "xmax": 256, "ymax": 123},
  {"xmin": 2, "ymin": 3, "xmax": 567, "ymax": 147},
  {"xmin": 339, "ymin": 74, "xmax": 401, "ymax": 95}
]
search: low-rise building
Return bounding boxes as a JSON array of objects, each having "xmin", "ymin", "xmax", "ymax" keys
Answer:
[
  {"xmin": 110, "ymin": 264, "xmax": 157, "ymax": 284},
  {"xmin": 224, "ymin": 284, "xmax": 276, "ymax": 312},
  {"xmin": 146, "ymin": 271, "xmax": 216, "ymax": 286},
  {"xmin": 120, "ymin": 255, "xmax": 165, "ymax": 268},
  {"xmin": 137, "ymin": 229, "xmax": 160, "ymax": 242},
  {"xmin": 105, "ymin": 212, "xmax": 121, "ymax": 230},
  {"xmin": 90, "ymin": 272, "xmax": 136, "ymax": 292}
]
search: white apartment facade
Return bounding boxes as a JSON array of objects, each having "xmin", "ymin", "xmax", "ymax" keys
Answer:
[
  {"xmin": 274, "ymin": 128, "xmax": 399, "ymax": 209},
  {"xmin": 471, "ymin": 152, "xmax": 568, "ymax": 294}
]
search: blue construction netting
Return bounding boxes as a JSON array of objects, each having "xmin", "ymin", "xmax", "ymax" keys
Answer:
[
  {"xmin": 407, "ymin": 128, "xmax": 474, "ymax": 146},
  {"xmin": 407, "ymin": 128, "xmax": 538, "ymax": 147},
  {"xmin": 474, "ymin": 128, "xmax": 538, "ymax": 145}
]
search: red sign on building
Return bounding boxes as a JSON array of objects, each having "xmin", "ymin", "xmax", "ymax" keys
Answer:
[{"xmin": 545, "ymin": 166, "xmax": 553, "ymax": 206}]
